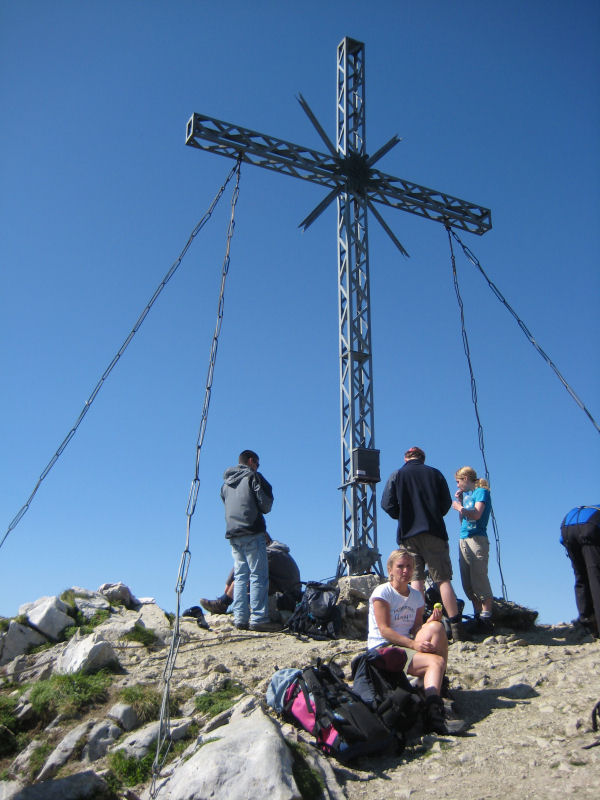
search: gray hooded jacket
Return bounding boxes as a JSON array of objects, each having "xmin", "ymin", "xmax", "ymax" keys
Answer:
[{"xmin": 221, "ymin": 465, "xmax": 274, "ymax": 538}]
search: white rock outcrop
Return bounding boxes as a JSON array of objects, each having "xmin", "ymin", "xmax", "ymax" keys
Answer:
[
  {"xmin": 55, "ymin": 631, "xmax": 118, "ymax": 675},
  {"xmin": 25, "ymin": 596, "xmax": 73, "ymax": 641}
]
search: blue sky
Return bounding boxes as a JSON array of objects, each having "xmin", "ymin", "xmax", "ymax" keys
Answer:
[{"xmin": 1, "ymin": 1, "xmax": 598, "ymax": 625}]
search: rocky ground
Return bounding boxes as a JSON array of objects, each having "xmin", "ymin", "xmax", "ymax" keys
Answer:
[
  {"xmin": 167, "ymin": 616, "xmax": 600, "ymax": 800},
  {"xmin": 1, "ymin": 595, "xmax": 599, "ymax": 800}
]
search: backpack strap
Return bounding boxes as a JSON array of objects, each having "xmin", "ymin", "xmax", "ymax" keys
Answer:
[{"xmin": 301, "ymin": 666, "xmax": 335, "ymax": 732}]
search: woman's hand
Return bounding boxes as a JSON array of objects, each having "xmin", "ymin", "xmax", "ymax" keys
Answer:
[
  {"xmin": 430, "ymin": 605, "xmax": 443, "ymax": 622},
  {"xmin": 452, "ymin": 500, "xmax": 464, "ymax": 515},
  {"xmin": 416, "ymin": 639, "xmax": 438, "ymax": 653}
]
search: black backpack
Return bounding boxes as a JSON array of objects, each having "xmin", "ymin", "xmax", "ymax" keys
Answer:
[
  {"xmin": 285, "ymin": 582, "xmax": 342, "ymax": 640},
  {"xmin": 351, "ymin": 646, "xmax": 424, "ymax": 736},
  {"xmin": 282, "ymin": 659, "xmax": 398, "ymax": 761}
]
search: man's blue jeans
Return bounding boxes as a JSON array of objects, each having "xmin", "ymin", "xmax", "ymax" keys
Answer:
[{"xmin": 230, "ymin": 533, "xmax": 269, "ymax": 625}]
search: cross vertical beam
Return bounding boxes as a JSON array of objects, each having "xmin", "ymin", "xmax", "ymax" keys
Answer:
[
  {"xmin": 335, "ymin": 38, "xmax": 382, "ymax": 577},
  {"xmin": 184, "ymin": 35, "xmax": 491, "ymax": 580}
]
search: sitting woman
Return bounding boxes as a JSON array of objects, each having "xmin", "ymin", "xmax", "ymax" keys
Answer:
[{"xmin": 367, "ymin": 548, "xmax": 449, "ymax": 734}]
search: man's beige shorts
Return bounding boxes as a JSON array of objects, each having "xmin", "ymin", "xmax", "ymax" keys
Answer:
[{"xmin": 401, "ymin": 532, "xmax": 453, "ymax": 583}]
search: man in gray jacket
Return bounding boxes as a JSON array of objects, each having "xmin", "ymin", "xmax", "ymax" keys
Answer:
[{"xmin": 221, "ymin": 449, "xmax": 278, "ymax": 631}]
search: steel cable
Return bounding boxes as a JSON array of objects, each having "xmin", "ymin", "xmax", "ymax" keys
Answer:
[
  {"xmin": 150, "ymin": 159, "xmax": 242, "ymax": 796},
  {"xmin": 447, "ymin": 226, "xmax": 508, "ymax": 601},
  {"xmin": 0, "ymin": 161, "xmax": 241, "ymax": 553},
  {"xmin": 448, "ymin": 228, "xmax": 599, "ymax": 435}
]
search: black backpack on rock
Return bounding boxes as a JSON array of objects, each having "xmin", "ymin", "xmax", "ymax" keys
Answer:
[
  {"xmin": 285, "ymin": 581, "xmax": 342, "ymax": 640},
  {"xmin": 351, "ymin": 646, "xmax": 424, "ymax": 736},
  {"xmin": 280, "ymin": 659, "xmax": 398, "ymax": 761}
]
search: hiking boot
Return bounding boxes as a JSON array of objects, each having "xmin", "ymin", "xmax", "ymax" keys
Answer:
[
  {"xmin": 249, "ymin": 620, "xmax": 284, "ymax": 632},
  {"xmin": 200, "ymin": 597, "xmax": 231, "ymax": 615},
  {"xmin": 424, "ymin": 695, "xmax": 448, "ymax": 735},
  {"xmin": 450, "ymin": 619, "xmax": 470, "ymax": 642}
]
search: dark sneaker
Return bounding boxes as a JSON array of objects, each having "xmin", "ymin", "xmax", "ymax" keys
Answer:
[
  {"xmin": 249, "ymin": 620, "xmax": 284, "ymax": 632},
  {"xmin": 200, "ymin": 597, "xmax": 230, "ymax": 615},
  {"xmin": 234, "ymin": 621, "xmax": 249, "ymax": 630}
]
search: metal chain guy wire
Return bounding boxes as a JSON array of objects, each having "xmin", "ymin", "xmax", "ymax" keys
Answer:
[
  {"xmin": 151, "ymin": 159, "xmax": 242, "ymax": 797},
  {"xmin": 447, "ymin": 226, "xmax": 509, "ymax": 601},
  {"xmin": 0, "ymin": 161, "xmax": 241, "ymax": 553},
  {"xmin": 448, "ymin": 228, "xmax": 599, "ymax": 435}
]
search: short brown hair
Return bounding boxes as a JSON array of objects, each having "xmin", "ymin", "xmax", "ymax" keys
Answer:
[{"xmin": 404, "ymin": 446, "xmax": 425, "ymax": 461}]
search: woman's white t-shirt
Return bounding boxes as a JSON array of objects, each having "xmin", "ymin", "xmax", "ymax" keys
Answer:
[{"xmin": 367, "ymin": 582, "xmax": 424, "ymax": 649}]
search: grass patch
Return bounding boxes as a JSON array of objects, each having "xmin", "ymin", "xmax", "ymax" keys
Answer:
[
  {"xmin": 0, "ymin": 618, "xmax": 9, "ymax": 633},
  {"xmin": 0, "ymin": 695, "xmax": 18, "ymax": 732},
  {"xmin": 194, "ymin": 680, "xmax": 244, "ymax": 718},
  {"xmin": 27, "ymin": 741, "xmax": 54, "ymax": 781},
  {"xmin": 118, "ymin": 685, "xmax": 162, "ymax": 723},
  {"xmin": 286, "ymin": 740, "xmax": 325, "ymax": 799},
  {"xmin": 59, "ymin": 589, "xmax": 77, "ymax": 609},
  {"xmin": 29, "ymin": 669, "xmax": 113, "ymax": 722},
  {"xmin": 62, "ymin": 609, "xmax": 112, "ymax": 641},
  {"xmin": 121, "ymin": 623, "xmax": 158, "ymax": 648},
  {"xmin": 107, "ymin": 750, "xmax": 155, "ymax": 787}
]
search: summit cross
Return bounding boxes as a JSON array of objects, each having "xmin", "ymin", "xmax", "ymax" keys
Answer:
[{"xmin": 185, "ymin": 36, "xmax": 492, "ymax": 577}]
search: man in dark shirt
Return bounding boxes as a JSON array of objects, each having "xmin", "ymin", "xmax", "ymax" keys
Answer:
[
  {"xmin": 381, "ymin": 447, "xmax": 465, "ymax": 640},
  {"xmin": 560, "ymin": 505, "xmax": 600, "ymax": 638}
]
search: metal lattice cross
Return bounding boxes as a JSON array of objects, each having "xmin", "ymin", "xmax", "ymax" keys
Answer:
[{"xmin": 185, "ymin": 36, "xmax": 491, "ymax": 576}]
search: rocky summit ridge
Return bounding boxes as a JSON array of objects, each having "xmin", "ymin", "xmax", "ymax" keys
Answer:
[{"xmin": 0, "ymin": 581, "xmax": 599, "ymax": 800}]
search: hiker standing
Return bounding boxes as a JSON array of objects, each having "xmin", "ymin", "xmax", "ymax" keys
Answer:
[
  {"xmin": 381, "ymin": 446, "xmax": 465, "ymax": 640},
  {"xmin": 452, "ymin": 466, "xmax": 494, "ymax": 633},
  {"xmin": 560, "ymin": 505, "xmax": 600, "ymax": 639},
  {"xmin": 367, "ymin": 548, "xmax": 450, "ymax": 734},
  {"xmin": 221, "ymin": 450, "xmax": 280, "ymax": 632}
]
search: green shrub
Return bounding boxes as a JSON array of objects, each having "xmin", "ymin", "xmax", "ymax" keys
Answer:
[
  {"xmin": 194, "ymin": 680, "xmax": 244, "ymax": 718},
  {"xmin": 29, "ymin": 670, "xmax": 113, "ymax": 722},
  {"xmin": 0, "ymin": 617, "xmax": 9, "ymax": 633},
  {"xmin": 107, "ymin": 750, "xmax": 155, "ymax": 787},
  {"xmin": 121, "ymin": 623, "xmax": 158, "ymax": 648},
  {"xmin": 118, "ymin": 685, "xmax": 162, "ymax": 723}
]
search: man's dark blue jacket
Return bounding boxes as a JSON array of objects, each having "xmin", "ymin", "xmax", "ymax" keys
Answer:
[{"xmin": 381, "ymin": 458, "xmax": 452, "ymax": 543}]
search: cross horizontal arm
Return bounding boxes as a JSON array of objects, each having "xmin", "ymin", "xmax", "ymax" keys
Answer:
[
  {"xmin": 186, "ymin": 113, "xmax": 342, "ymax": 190},
  {"xmin": 186, "ymin": 112, "xmax": 492, "ymax": 235},
  {"xmin": 368, "ymin": 169, "xmax": 492, "ymax": 235}
]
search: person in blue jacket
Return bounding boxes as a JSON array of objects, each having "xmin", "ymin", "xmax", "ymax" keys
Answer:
[
  {"xmin": 560, "ymin": 505, "xmax": 600, "ymax": 639},
  {"xmin": 452, "ymin": 466, "xmax": 494, "ymax": 632}
]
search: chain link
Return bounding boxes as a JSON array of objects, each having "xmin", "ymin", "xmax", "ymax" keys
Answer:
[
  {"xmin": 150, "ymin": 159, "xmax": 242, "ymax": 796},
  {"xmin": 0, "ymin": 162, "xmax": 241, "ymax": 554},
  {"xmin": 447, "ymin": 226, "xmax": 508, "ymax": 601},
  {"xmin": 448, "ymin": 228, "xmax": 599, "ymax": 435}
]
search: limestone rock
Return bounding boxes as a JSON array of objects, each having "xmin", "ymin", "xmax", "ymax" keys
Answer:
[
  {"xmin": 107, "ymin": 702, "xmax": 139, "ymax": 732},
  {"xmin": 98, "ymin": 582, "xmax": 139, "ymax": 609},
  {"xmin": 36, "ymin": 719, "xmax": 96, "ymax": 781},
  {"xmin": 55, "ymin": 631, "xmax": 119, "ymax": 675},
  {"xmin": 111, "ymin": 718, "xmax": 193, "ymax": 760},
  {"xmin": 0, "ymin": 622, "xmax": 48, "ymax": 667},
  {"xmin": 8, "ymin": 770, "xmax": 114, "ymax": 799},
  {"xmin": 25, "ymin": 596, "xmax": 73, "ymax": 641},
  {"xmin": 150, "ymin": 706, "xmax": 300, "ymax": 800},
  {"xmin": 82, "ymin": 719, "xmax": 122, "ymax": 761}
]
